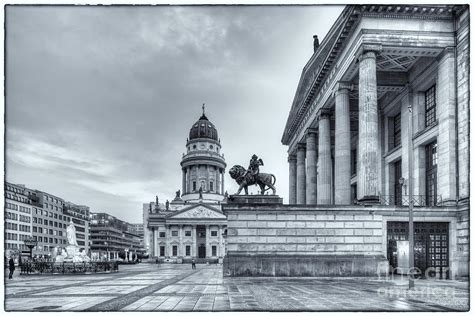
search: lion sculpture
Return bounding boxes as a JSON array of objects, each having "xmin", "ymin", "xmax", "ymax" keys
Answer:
[{"xmin": 229, "ymin": 165, "xmax": 276, "ymax": 195}]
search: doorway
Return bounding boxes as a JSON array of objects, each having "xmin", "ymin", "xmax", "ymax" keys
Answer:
[{"xmin": 387, "ymin": 221, "xmax": 449, "ymax": 278}]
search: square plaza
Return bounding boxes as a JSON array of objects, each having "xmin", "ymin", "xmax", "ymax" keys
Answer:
[{"xmin": 4, "ymin": 264, "xmax": 469, "ymax": 311}]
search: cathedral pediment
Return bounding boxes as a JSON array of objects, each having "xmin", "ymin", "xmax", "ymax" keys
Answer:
[{"xmin": 168, "ymin": 204, "xmax": 226, "ymax": 219}]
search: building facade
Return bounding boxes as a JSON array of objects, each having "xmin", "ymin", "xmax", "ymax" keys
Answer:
[
  {"xmin": 90, "ymin": 212, "xmax": 144, "ymax": 261},
  {"xmin": 4, "ymin": 183, "xmax": 32, "ymax": 257},
  {"xmin": 146, "ymin": 108, "xmax": 228, "ymax": 263},
  {"xmin": 281, "ymin": 5, "xmax": 469, "ymax": 277},
  {"xmin": 4, "ymin": 183, "xmax": 91, "ymax": 258}
]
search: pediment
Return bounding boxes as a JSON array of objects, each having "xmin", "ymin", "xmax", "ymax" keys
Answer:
[{"xmin": 168, "ymin": 204, "xmax": 226, "ymax": 219}]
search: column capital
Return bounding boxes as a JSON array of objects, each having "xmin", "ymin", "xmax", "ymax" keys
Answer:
[
  {"xmin": 333, "ymin": 81, "xmax": 353, "ymax": 97},
  {"xmin": 288, "ymin": 154, "xmax": 297, "ymax": 162},
  {"xmin": 356, "ymin": 44, "xmax": 382, "ymax": 61},
  {"xmin": 305, "ymin": 128, "xmax": 318, "ymax": 138},
  {"xmin": 297, "ymin": 143, "xmax": 306, "ymax": 151},
  {"xmin": 317, "ymin": 108, "xmax": 332, "ymax": 121}
]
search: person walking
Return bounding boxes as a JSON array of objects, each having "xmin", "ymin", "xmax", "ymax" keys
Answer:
[
  {"xmin": 191, "ymin": 258, "xmax": 196, "ymax": 270},
  {"xmin": 8, "ymin": 257, "xmax": 15, "ymax": 279}
]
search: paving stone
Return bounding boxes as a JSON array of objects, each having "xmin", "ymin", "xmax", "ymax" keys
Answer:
[{"xmin": 4, "ymin": 263, "xmax": 469, "ymax": 312}]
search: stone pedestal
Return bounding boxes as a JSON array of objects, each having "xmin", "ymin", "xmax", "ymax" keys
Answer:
[
  {"xmin": 228, "ymin": 195, "xmax": 283, "ymax": 205},
  {"xmin": 223, "ymin": 197, "xmax": 389, "ymax": 277}
]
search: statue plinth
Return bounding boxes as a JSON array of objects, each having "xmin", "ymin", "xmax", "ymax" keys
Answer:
[{"xmin": 228, "ymin": 195, "xmax": 283, "ymax": 205}]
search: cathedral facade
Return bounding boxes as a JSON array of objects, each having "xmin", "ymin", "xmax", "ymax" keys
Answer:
[{"xmin": 145, "ymin": 108, "xmax": 227, "ymax": 263}]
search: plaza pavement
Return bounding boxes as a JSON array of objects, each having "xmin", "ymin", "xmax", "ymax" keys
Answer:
[{"xmin": 4, "ymin": 263, "xmax": 469, "ymax": 312}]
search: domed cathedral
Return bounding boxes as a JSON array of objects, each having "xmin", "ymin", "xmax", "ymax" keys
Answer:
[
  {"xmin": 144, "ymin": 105, "xmax": 227, "ymax": 264},
  {"xmin": 181, "ymin": 105, "xmax": 227, "ymax": 203}
]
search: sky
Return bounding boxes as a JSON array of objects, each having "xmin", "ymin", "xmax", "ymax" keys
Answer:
[{"xmin": 5, "ymin": 5, "xmax": 344, "ymax": 223}]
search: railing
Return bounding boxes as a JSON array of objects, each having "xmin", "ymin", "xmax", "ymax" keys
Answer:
[
  {"xmin": 19, "ymin": 261, "xmax": 119, "ymax": 275},
  {"xmin": 378, "ymin": 195, "xmax": 443, "ymax": 207}
]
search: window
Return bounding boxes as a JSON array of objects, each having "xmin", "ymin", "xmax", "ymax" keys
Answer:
[
  {"xmin": 172, "ymin": 245, "xmax": 177, "ymax": 256},
  {"xmin": 160, "ymin": 246, "xmax": 165, "ymax": 257},
  {"xmin": 172, "ymin": 231, "xmax": 178, "ymax": 237},
  {"xmin": 426, "ymin": 141, "xmax": 438, "ymax": 206},
  {"xmin": 210, "ymin": 182, "xmax": 214, "ymax": 192},
  {"xmin": 186, "ymin": 245, "xmax": 191, "ymax": 256},
  {"xmin": 185, "ymin": 231, "xmax": 191, "ymax": 237},
  {"xmin": 33, "ymin": 226, "xmax": 37, "ymax": 233},
  {"xmin": 394, "ymin": 160, "xmax": 402, "ymax": 206},
  {"xmin": 193, "ymin": 181, "xmax": 196, "ymax": 191},
  {"xmin": 211, "ymin": 231, "xmax": 218, "ymax": 237},
  {"xmin": 351, "ymin": 149, "xmax": 357, "ymax": 176},
  {"xmin": 393, "ymin": 113, "xmax": 401, "ymax": 148},
  {"xmin": 212, "ymin": 245, "xmax": 217, "ymax": 256},
  {"xmin": 425, "ymin": 85, "xmax": 436, "ymax": 127},
  {"xmin": 159, "ymin": 232, "xmax": 166, "ymax": 238}
]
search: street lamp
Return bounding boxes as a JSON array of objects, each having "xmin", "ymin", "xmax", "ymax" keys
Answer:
[
  {"xmin": 23, "ymin": 238, "xmax": 38, "ymax": 259},
  {"xmin": 407, "ymin": 103, "xmax": 415, "ymax": 290}
]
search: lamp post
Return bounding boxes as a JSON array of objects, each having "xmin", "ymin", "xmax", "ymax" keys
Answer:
[
  {"xmin": 407, "ymin": 103, "xmax": 415, "ymax": 290},
  {"xmin": 23, "ymin": 238, "xmax": 38, "ymax": 259}
]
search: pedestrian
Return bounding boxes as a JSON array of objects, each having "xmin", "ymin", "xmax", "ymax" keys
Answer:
[
  {"xmin": 191, "ymin": 258, "xmax": 196, "ymax": 270},
  {"xmin": 8, "ymin": 257, "xmax": 15, "ymax": 279}
]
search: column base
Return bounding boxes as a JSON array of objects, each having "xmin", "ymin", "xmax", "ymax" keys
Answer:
[{"xmin": 357, "ymin": 196, "xmax": 380, "ymax": 205}]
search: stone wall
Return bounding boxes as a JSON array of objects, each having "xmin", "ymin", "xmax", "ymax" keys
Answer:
[
  {"xmin": 223, "ymin": 201, "xmax": 388, "ymax": 277},
  {"xmin": 456, "ymin": 8, "xmax": 470, "ymax": 203},
  {"xmin": 455, "ymin": 204, "xmax": 469, "ymax": 277},
  {"xmin": 226, "ymin": 210, "xmax": 384, "ymax": 255}
]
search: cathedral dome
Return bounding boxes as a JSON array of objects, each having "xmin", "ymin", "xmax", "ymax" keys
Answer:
[{"xmin": 189, "ymin": 107, "xmax": 219, "ymax": 141}]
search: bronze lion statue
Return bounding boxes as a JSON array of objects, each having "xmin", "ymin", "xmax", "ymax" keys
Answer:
[{"xmin": 229, "ymin": 165, "xmax": 276, "ymax": 195}]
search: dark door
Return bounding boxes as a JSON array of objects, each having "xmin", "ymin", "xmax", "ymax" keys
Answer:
[
  {"xmin": 198, "ymin": 244, "xmax": 206, "ymax": 258},
  {"xmin": 387, "ymin": 222, "xmax": 449, "ymax": 279}
]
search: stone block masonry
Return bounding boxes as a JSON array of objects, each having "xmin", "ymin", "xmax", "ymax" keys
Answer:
[
  {"xmin": 226, "ymin": 209, "xmax": 384, "ymax": 256},
  {"xmin": 223, "ymin": 199, "xmax": 388, "ymax": 277}
]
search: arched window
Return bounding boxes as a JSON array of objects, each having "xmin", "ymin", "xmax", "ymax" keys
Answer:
[{"xmin": 210, "ymin": 182, "xmax": 214, "ymax": 192}]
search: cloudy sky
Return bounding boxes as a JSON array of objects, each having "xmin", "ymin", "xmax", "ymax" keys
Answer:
[{"xmin": 6, "ymin": 5, "xmax": 343, "ymax": 223}]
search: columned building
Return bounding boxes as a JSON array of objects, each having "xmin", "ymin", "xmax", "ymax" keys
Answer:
[
  {"xmin": 146, "ymin": 108, "xmax": 228, "ymax": 263},
  {"xmin": 282, "ymin": 5, "xmax": 469, "ymax": 277}
]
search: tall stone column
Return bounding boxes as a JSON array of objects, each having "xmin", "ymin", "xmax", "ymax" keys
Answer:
[
  {"xmin": 165, "ymin": 225, "xmax": 170, "ymax": 257},
  {"xmin": 153, "ymin": 228, "xmax": 158, "ymax": 257},
  {"xmin": 437, "ymin": 47, "xmax": 457, "ymax": 204},
  {"xmin": 221, "ymin": 170, "xmax": 225, "ymax": 195},
  {"xmin": 178, "ymin": 225, "xmax": 183, "ymax": 257},
  {"xmin": 216, "ymin": 167, "xmax": 220, "ymax": 194},
  {"xmin": 357, "ymin": 46, "xmax": 381, "ymax": 203},
  {"xmin": 205, "ymin": 225, "xmax": 210, "ymax": 258},
  {"xmin": 182, "ymin": 169, "xmax": 186, "ymax": 195},
  {"xmin": 288, "ymin": 155, "xmax": 297, "ymax": 204},
  {"xmin": 306, "ymin": 131, "xmax": 318, "ymax": 204},
  {"xmin": 317, "ymin": 111, "xmax": 332, "ymax": 204},
  {"xmin": 296, "ymin": 144, "xmax": 306, "ymax": 204},
  {"xmin": 334, "ymin": 84, "xmax": 352, "ymax": 204},
  {"xmin": 192, "ymin": 224, "xmax": 197, "ymax": 258},
  {"xmin": 218, "ymin": 226, "xmax": 223, "ymax": 258}
]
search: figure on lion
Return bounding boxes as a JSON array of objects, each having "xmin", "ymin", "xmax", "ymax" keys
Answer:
[
  {"xmin": 243, "ymin": 154, "xmax": 264, "ymax": 182},
  {"xmin": 229, "ymin": 154, "xmax": 276, "ymax": 195}
]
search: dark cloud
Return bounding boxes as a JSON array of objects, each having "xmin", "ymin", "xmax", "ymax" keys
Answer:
[{"xmin": 6, "ymin": 5, "xmax": 343, "ymax": 222}]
